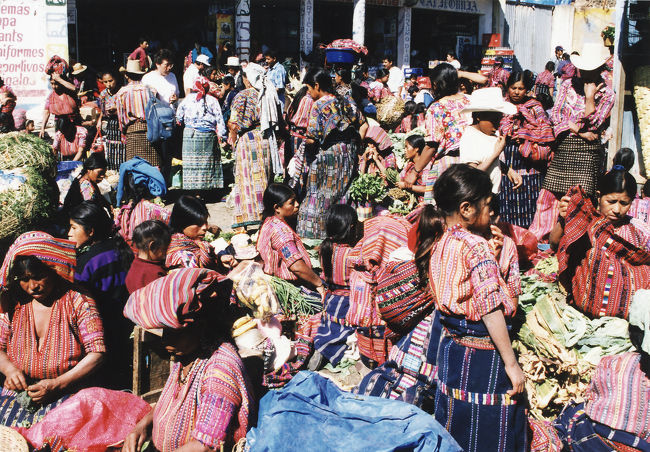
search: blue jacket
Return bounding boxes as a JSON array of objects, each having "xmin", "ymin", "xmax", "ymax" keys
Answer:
[{"xmin": 116, "ymin": 157, "xmax": 167, "ymax": 205}]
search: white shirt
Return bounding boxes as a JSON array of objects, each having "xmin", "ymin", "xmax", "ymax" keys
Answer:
[
  {"xmin": 142, "ymin": 71, "xmax": 179, "ymax": 104},
  {"xmin": 459, "ymin": 126, "xmax": 502, "ymax": 193},
  {"xmin": 183, "ymin": 64, "xmax": 200, "ymax": 94},
  {"xmin": 387, "ymin": 66, "xmax": 404, "ymax": 95},
  {"xmin": 449, "ymin": 59, "xmax": 461, "ymax": 69}
]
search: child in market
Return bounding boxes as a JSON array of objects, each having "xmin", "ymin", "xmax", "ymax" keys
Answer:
[
  {"xmin": 459, "ymin": 87, "xmax": 520, "ymax": 195},
  {"xmin": 314, "ymin": 205, "xmax": 363, "ymax": 365},
  {"xmin": 125, "ymin": 220, "xmax": 171, "ymax": 293},
  {"xmin": 398, "ymin": 134, "xmax": 431, "ymax": 201},
  {"xmin": 427, "ymin": 163, "xmax": 526, "ymax": 451},
  {"xmin": 359, "ymin": 125, "xmax": 396, "ymax": 177}
]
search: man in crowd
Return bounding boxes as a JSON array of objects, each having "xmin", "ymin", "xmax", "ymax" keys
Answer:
[
  {"xmin": 142, "ymin": 49, "xmax": 179, "ymax": 106},
  {"xmin": 128, "ymin": 37, "xmax": 150, "ymax": 72},
  {"xmin": 183, "ymin": 54, "xmax": 210, "ymax": 96},
  {"xmin": 264, "ymin": 49, "xmax": 287, "ymax": 106},
  {"xmin": 226, "ymin": 56, "xmax": 245, "ymax": 92},
  {"xmin": 383, "ymin": 55, "xmax": 404, "ymax": 98}
]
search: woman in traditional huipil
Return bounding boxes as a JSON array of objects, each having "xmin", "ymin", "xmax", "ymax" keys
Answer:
[
  {"xmin": 297, "ymin": 67, "xmax": 365, "ymax": 239},
  {"xmin": 499, "ymin": 71, "xmax": 554, "ymax": 228}
]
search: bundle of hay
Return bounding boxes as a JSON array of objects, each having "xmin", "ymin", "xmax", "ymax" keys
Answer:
[
  {"xmin": 0, "ymin": 133, "xmax": 58, "ymax": 242},
  {"xmin": 634, "ymin": 66, "xmax": 650, "ymax": 177},
  {"xmin": 376, "ymin": 96, "xmax": 405, "ymax": 131}
]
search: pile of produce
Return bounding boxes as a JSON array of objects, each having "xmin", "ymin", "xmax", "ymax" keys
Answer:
[
  {"xmin": 633, "ymin": 65, "xmax": 650, "ymax": 175},
  {"xmin": 514, "ymin": 258, "xmax": 634, "ymax": 420},
  {"xmin": 348, "ymin": 173, "xmax": 387, "ymax": 204},
  {"xmin": 229, "ymin": 262, "xmax": 280, "ymax": 320},
  {"xmin": 0, "ymin": 133, "xmax": 58, "ymax": 242},
  {"xmin": 376, "ymin": 96, "xmax": 405, "ymax": 131},
  {"xmin": 270, "ymin": 277, "xmax": 322, "ymax": 317}
]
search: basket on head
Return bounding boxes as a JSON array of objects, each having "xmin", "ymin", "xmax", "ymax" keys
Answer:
[{"xmin": 0, "ymin": 426, "xmax": 29, "ymax": 452}]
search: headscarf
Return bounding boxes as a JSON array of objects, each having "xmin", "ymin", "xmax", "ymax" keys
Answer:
[
  {"xmin": 243, "ymin": 62, "xmax": 283, "ymax": 174},
  {"xmin": 192, "ymin": 76, "xmax": 211, "ymax": 101},
  {"xmin": 365, "ymin": 125, "xmax": 393, "ymax": 152},
  {"xmin": 630, "ymin": 289, "xmax": 650, "ymax": 355},
  {"xmin": 0, "ymin": 231, "xmax": 76, "ymax": 290},
  {"xmin": 45, "ymin": 55, "xmax": 70, "ymax": 77},
  {"xmin": 123, "ymin": 268, "xmax": 221, "ymax": 329}
]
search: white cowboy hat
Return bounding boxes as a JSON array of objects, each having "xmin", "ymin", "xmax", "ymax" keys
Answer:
[
  {"xmin": 124, "ymin": 59, "xmax": 145, "ymax": 75},
  {"xmin": 226, "ymin": 56, "xmax": 240, "ymax": 67},
  {"xmin": 71, "ymin": 62, "xmax": 87, "ymax": 75},
  {"xmin": 196, "ymin": 54, "xmax": 211, "ymax": 65},
  {"xmin": 461, "ymin": 87, "xmax": 517, "ymax": 115},
  {"xmin": 571, "ymin": 43, "xmax": 610, "ymax": 71}
]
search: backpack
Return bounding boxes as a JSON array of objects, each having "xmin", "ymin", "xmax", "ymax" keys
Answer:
[{"xmin": 145, "ymin": 92, "xmax": 175, "ymax": 143}]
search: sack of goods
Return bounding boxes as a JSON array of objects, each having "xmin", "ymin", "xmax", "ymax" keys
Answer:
[{"xmin": 0, "ymin": 132, "xmax": 58, "ymax": 243}]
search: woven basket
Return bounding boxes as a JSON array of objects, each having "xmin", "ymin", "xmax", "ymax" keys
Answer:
[
  {"xmin": 0, "ymin": 426, "xmax": 28, "ymax": 452},
  {"xmin": 633, "ymin": 66, "xmax": 650, "ymax": 177},
  {"xmin": 376, "ymin": 96, "xmax": 405, "ymax": 131}
]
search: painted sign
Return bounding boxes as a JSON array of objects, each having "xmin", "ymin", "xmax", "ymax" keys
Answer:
[
  {"xmin": 216, "ymin": 13, "xmax": 234, "ymax": 48},
  {"xmin": 415, "ymin": 0, "xmax": 481, "ymax": 13},
  {"xmin": 1, "ymin": 0, "xmax": 68, "ymax": 111}
]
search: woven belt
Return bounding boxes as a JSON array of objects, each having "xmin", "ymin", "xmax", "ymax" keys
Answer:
[
  {"xmin": 444, "ymin": 328, "xmax": 495, "ymax": 350},
  {"xmin": 437, "ymin": 380, "xmax": 518, "ymax": 406}
]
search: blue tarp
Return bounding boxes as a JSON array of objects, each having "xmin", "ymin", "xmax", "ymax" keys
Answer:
[{"xmin": 246, "ymin": 371, "xmax": 462, "ymax": 452}]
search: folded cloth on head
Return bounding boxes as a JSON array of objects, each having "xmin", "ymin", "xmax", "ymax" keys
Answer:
[
  {"xmin": 123, "ymin": 268, "xmax": 221, "ymax": 329},
  {"xmin": 0, "ymin": 231, "xmax": 76, "ymax": 290},
  {"xmin": 116, "ymin": 156, "xmax": 167, "ymax": 205}
]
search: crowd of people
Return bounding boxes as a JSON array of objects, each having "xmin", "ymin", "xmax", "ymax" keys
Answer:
[{"xmin": 0, "ymin": 34, "xmax": 647, "ymax": 452}]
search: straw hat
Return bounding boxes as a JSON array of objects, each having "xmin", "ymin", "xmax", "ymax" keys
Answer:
[
  {"xmin": 571, "ymin": 43, "xmax": 610, "ymax": 71},
  {"xmin": 71, "ymin": 62, "xmax": 87, "ymax": 75},
  {"xmin": 226, "ymin": 56, "xmax": 241, "ymax": 67},
  {"xmin": 0, "ymin": 426, "xmax": 28, "ymax": 452},
  {"xmin": 460, "ymin": 87, "xmax": 517, "ymax": 115},
  {"xmin": 125, "ymin": 59, "xmax": 145, "ymax": 75}
]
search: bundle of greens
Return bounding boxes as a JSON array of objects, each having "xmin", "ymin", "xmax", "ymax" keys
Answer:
[
  {"xmin": 270, "ymin": 276, "xmax": 322, "ymax": 317},
  {"xmin": 0, "ymin": 133, "xmax": 58, "ymax": 242},
  {"xmin": 348, "ymin": 173, "xmax": 387, "ymax": 204}
]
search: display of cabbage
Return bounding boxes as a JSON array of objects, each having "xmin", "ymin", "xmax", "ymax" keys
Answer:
[{"xmin": 514, "ymin": 273, "xmax": 634, "ymax": 420}]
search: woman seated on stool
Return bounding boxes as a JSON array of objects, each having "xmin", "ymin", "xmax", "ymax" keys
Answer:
[
  {"xmin": 0, "ymin": 232, "xmax": 105, "ymax": 427},
  {"xmin": 122, "ymin": 268, "xmax": 253, "ymax": 452}
]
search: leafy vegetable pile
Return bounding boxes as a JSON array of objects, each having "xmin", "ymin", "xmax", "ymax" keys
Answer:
[
  {"xmin": 348, "ymin": 173, "xmax": 386, "ymax": 204},
  {"xmin": 514, "ymin": 258, "xmax": 634, "ymax": 420},
  {"xmin": 388, "ymin": 127, "xmax": 426, "ymax": 171}
]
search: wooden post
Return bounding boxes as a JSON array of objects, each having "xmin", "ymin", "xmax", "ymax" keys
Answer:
[{"xmin": 607, "ymin": 0, "xmax": 626, "ymax": 171}]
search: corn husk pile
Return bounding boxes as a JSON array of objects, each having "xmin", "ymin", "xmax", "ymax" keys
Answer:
[
  {"xmin": 0, "ymin": 133, "xmax": 58, "ymax": 242},
  {"xmin": 515, "ymin": 259, "xmax": 634, "ymax": 420},
  {"xmin": 376, "ymin": 96, "xmax": 405, "ymax": 131},
  {"xmin": 634, "ymin": 66, "xmax": 650, "ymax": 177}
]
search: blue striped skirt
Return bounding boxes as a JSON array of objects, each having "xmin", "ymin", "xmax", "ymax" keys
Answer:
[
  {"xmin": 0, "ymin": 393, "xmax": 69, "ymax": 427},
  {"xmin": 314, "ymin": 289, "xmax": 356, "ymax": 366},
  {"xmin": 181, "ymin": 128, "xmax": 223, "ymax": 190},
  {"xmin": 434, "ymin": 315, "xmax": 527, "ymax": 452}
]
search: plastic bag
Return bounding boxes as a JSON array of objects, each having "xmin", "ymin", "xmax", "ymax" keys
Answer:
[
  {"xmin": 228, "ymin": 261, "xmax": 279, "ymax": 319},
  {"xmin": 246, "ymin": 371, "xmax": 462, "ymax": 452}
]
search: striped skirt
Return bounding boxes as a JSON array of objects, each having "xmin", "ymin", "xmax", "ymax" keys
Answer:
[
  {"xmin": 499, "ymin": 140, "xmax": 545, "ymax": 229},
  {"xmin": 0, "ymin": 393, "xmax": 69, "ymax": 427},
  {"xmin": 313, "ymin": 288, "xmax": 356, "ymax": 366},
  {"xmin": 181, "ymin": 128, "xmax": 223, "ymax": 190},
  {"xmin": 435, "ymin": 318, "xmax": 527, "ymax": 452},
  {"xmin": 297, "ymin": 142, "xmax": 356, "ymax": 239},
  {"xmin": 543, "ymin": 134, "xmax": 604, "ymax": 197},
  {"xmin": 232, "ymin": 128, "xmax": 271, "ymax": 229},
  {"xmin": 355, "ymin": 310, "xmax": 441, "ymax": 413},
  {"xmin": 103, "ymin": 117, "xmax": 126, "ymax": 171},
  {"xmin": 552, "ymin": 402, "xmax": 650, "ymax": 452},
  {"xmin": 125, "ymin": 121, "xmax": 159, "ymax": 167}
]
